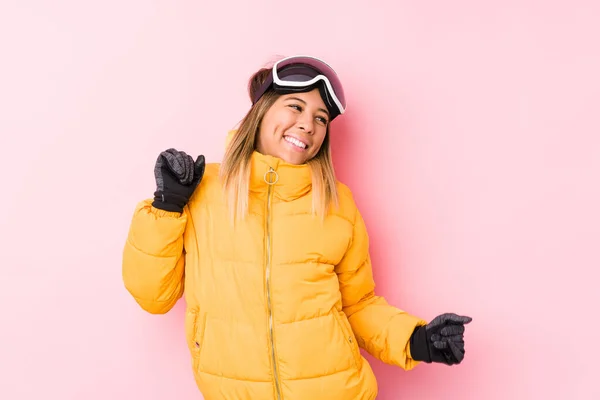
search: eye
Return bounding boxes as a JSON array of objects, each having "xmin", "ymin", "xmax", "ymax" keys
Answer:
[
  {"xmin": 288, "ymin": 104, "xmax": 302, "ymax": 112},
  {"xmin": 316, "ymin": 116, "xmax": 328, "ymax": 125}
]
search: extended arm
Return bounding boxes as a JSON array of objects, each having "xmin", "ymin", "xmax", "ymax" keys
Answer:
[{"xmin": 335, "ymin": 206, "xmax": 427, "ymax": 370}]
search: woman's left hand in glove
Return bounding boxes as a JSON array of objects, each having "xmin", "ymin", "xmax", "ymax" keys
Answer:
[{"xmin": 409, "ymin": 313, "xmax": 472, "ymax": 366}]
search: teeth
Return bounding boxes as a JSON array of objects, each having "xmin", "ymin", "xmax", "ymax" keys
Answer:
[{"xmin": 284, "ymin": 136, "xmax": 307, "ymax": 149}]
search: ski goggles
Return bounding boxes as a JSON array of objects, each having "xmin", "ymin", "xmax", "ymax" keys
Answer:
[{"xmin": 252, "ymin": 55, "xmax": 347, "ymax": 120}]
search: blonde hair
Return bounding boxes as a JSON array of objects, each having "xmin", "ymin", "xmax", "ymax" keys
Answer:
[{"xmin": 219, "ymin": 64, "xmax": 339, "ymax": 222}]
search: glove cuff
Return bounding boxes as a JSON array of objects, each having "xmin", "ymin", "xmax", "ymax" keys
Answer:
[
  {"xmin": 409, "ymin": 325, "xmax": 432, "ymax": 363},
  {"xmin": 152, "ymin": 191, "xmax": 188, "ymax": 213}
]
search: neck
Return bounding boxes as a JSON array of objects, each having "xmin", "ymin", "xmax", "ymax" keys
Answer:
[{"xmin": 249, "ymin": 151, "xmax": 312, "ymax": 201}]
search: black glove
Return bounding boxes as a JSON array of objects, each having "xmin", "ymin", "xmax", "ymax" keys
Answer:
[
  {"xmin": 151, "ymin": 148, "xmax": 205, "ymax": 213},
  {"xmin": 410, "ymin": 313, "xmax": 472, "ymax": 366}
]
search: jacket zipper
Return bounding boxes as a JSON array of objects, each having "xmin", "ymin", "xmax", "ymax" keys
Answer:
[{"xmin": 264, "ymin": 167, "xmax": 282, "ymax": 400}]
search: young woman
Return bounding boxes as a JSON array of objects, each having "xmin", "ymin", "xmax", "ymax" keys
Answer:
[{"xmin": 122, "ymin": 55, "xmax": 472, "ymax": 400}]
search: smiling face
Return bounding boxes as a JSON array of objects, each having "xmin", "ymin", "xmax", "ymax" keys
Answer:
[{"xmin": 255, "ymin": 88, "xmax": 329, "ymax": 165}]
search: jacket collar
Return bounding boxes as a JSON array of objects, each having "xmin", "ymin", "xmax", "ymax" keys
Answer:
[{"xmin": 249, "ymin": 151, "xmax": 312, "ymax": 201}]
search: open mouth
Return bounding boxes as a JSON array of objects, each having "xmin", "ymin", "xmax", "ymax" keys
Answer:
[{"xmin": 284, "ymin": 135, "xmax": 308, "ymax": 150}]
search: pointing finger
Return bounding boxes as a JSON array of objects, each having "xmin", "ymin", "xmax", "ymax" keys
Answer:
[{"xmin": 445, "ymin": 314, "xmax": 473, "ymax": 325}]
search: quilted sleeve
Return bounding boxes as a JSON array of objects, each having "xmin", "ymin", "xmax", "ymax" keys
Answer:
[
  {"xmin": 122, "ymin": 199, "xmax": 186, "ymax": 314},
  {"xmin": 335, "ymin": 202, "xmax": 428, "ymax": 370}
]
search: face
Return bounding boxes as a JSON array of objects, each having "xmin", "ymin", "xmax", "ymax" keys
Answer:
[{"xmin": 256, "ymin": 88, "xmax": 329, "ymax": 165}]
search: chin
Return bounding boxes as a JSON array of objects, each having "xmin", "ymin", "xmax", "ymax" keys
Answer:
[
  {"xmin": 281, "ymin": 155, "xmax": 307, "ymax": 165},
  {"xmin": 278, "ymin": 148, "xmax": 311, "ymax": 165}
]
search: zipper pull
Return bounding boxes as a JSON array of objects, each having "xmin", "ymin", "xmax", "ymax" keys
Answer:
[{"xmin": 263, "ymin": 167, "xmax": 279, "ymax": 185}]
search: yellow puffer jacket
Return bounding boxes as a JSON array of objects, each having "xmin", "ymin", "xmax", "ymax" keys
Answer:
[{"xmin": 122, "ymin": 139, "xmax": 427, "ymax": 400}]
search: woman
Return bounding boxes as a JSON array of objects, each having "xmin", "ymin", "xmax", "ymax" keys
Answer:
[{"xmin": 122, "ymin": 55, "xmax": 472, "ymax": 400}]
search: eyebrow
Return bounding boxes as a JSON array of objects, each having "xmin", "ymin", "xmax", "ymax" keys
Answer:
[{"xmin": 285, "ymin": 97, "xmax": 330, "ymax": 117}]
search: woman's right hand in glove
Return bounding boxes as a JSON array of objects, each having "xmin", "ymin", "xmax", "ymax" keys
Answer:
[{"xmin": 151, "ymin": 148, "xmax": 206, "ymax": 213}]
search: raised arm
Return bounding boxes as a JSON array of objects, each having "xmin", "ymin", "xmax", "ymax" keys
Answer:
[
  {"xmin": 122, "ymin": 202, "xmax": 187, "ymax": 314},
  {"xmin": 122, "ymin": 148, "xmax": 205, "ymax": 314}
]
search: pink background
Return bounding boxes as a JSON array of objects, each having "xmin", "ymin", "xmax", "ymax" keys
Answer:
[{"xmin": 1, "ymin": 1, "xmax": 599, "ymax": 399}]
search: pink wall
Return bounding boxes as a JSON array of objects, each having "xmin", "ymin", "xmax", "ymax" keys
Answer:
[{"xmin": 1, "ymin": 1, "xmax": 599, "ymax": 399}]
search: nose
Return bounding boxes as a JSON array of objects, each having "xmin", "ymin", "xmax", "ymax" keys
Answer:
[{"xmin": 297, "ymin": 114, "xmax": 314, "ymax": 135}]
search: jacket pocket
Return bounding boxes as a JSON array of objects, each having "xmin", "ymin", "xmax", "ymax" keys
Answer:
[
  {"xmin": 332, "ymin": 310, "xmax": 362, "ymax": 370},
  {"xmin": 185, "ymin": 308, "xmax": 207, "ymax": 369}
]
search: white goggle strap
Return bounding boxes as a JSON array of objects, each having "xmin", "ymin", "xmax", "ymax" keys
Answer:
[{"xmin": 271, "ymin": 63, "xmax": 345, "ymax": 115}]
